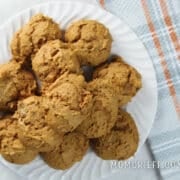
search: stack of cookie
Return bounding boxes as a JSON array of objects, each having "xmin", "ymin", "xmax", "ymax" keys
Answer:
[{"xmin": 0, "ymin": 14, "xmax": 141, "ymax": 170}]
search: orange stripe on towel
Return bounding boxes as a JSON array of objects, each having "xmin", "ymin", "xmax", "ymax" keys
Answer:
[
  {"xmin": 99, "ymin": 0, "xmax": 105, "ymax": 8},
  {"xmin": 141, "ymin": 0, "xmax": 180, "ymax": 117},
  {"xmin": 159, "ymin": 0, "xmax": 180, "ymax": 60}
]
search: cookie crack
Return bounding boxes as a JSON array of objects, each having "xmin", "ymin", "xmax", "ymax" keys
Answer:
[{"xmin": 71, "ymin": 24, "xmax": 86, "ymax": 43}]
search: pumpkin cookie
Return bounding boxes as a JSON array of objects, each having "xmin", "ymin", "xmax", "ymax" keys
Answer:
[
  {"xmin": 32, "ymin": 40, "xmax": 80, "ymax": 92},
  {"xmin": 0, "ymin": 116, "xmax": 37, "ymax": 164},
  {"xmin": 65, "ymin": 20, "xmax": 112, "ymax": 66},
  {"xmin": 45, "ymin": 73, "xmax": 92, "ymax": 134},
  {"xmin": 11, "ymin": 14, "xmax": 62, "ymax": 62},
  {"xmin": 0, "ymin": 61, "xmax": 36, "ymax": 112},
  {"xmin": 76, "ymin": 80, "xmax": 118, "ymax": 138},
  {"xmin": 14, "ymin": 96, "xmax": 63, "ymax": 152},
  {"xmin": 41, "ymin": 132, "xmax": 89, "ymax": 170},
  {"xmin": 91, "ymin": 109, "xmax": 139, "ymax": 160},
  {"xmin": 93, "ymin": 56, "xmax": 142, "ymax": 106}
]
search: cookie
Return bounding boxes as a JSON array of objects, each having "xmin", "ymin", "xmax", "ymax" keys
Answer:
[
  {"xmin": 0, "ymin": 61, "xmax": 37, "ymax": 111},
  {"xmin": 65, "ymin": 20, "xmax": 112, "ymax": 66},
  {"xmin": 11, "ymin": 14, "xmax": 62, "ymax": 62},
  {"xmin": 41, "ymin": 132, "xmax": 89, "ymax": 170},
  {"xmin": 14, "ymin": 96, "xmax": 63, "ymax": 152},
  {"xmin": 93, "ymin": 56, "xmax": 142, "ymax": 106},
  {"xmin": 91, "ymin": 109, "xmax": 139, "ymax": 160},
  {"xmin": 32, "ymin": 40, "xmax": 81, "ymax": 92},
  {"xmin": 76, "ymin": 80, "xmax": 118, "ymax": 138},
  {"xmin": 0, "ymin": 116, "xmax": 37, "ymax": 164},
  {"xmin": 45, "ymin": 73, "xmax": 93, "ymax": 134},
  {"xmin": 2, "ymin": 149, "xmax": 37, "ymax": 165}
]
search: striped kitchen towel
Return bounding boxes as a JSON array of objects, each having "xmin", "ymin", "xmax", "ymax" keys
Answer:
[{"xmin": 97, "ymin": 0, "xmax": 180, "ymax": 179}]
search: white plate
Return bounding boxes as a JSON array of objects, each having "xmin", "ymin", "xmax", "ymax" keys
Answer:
[{"xmin": 0, "ymin": 1, "xmax": 157, "ymax": 180}]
